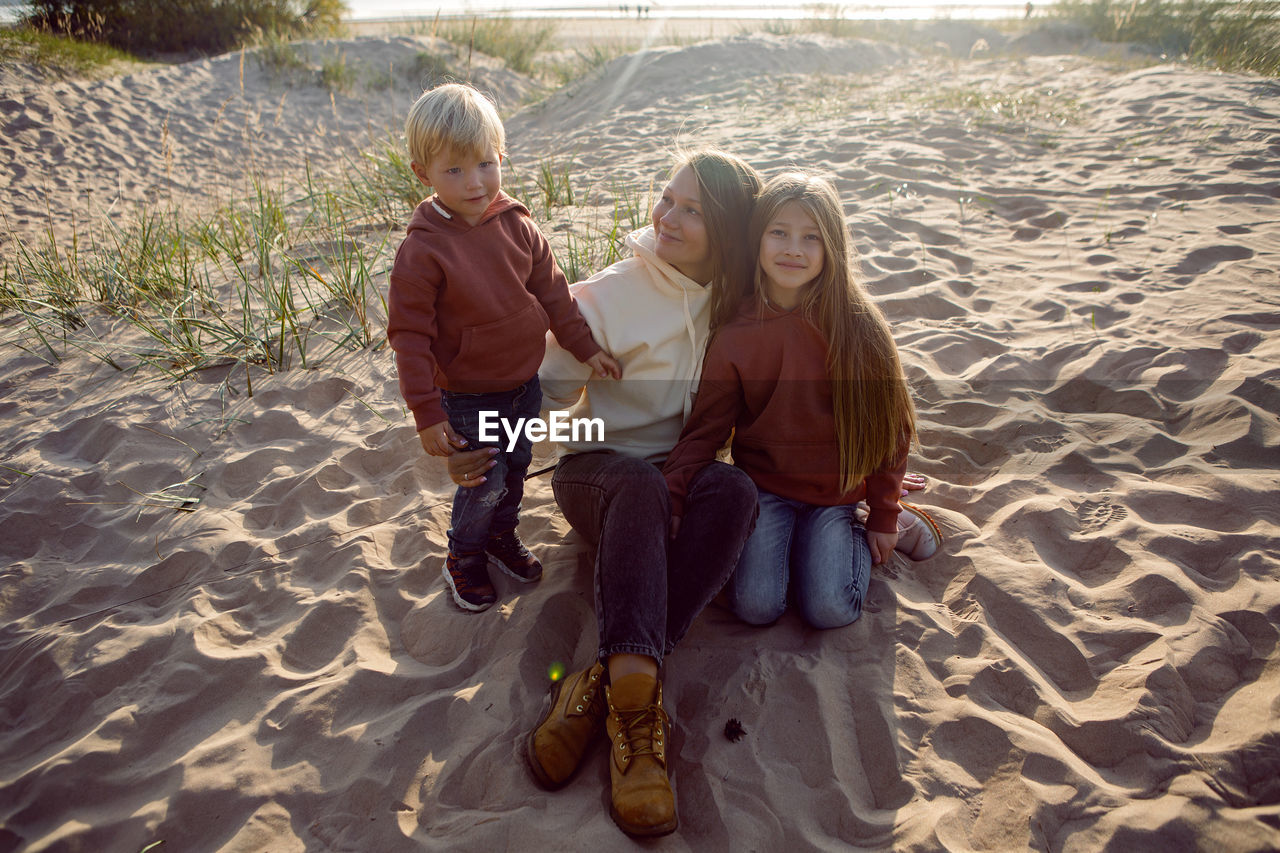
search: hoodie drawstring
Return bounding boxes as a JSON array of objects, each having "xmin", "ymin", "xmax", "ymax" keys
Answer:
[{"xmin": 679, "ymin": 286, "xmax": 699, "ymax": 422}]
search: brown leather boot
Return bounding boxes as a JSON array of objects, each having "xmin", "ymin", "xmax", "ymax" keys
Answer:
[
  {"xmin": 525, "ymin": 661, "xmax": 606, "ymax": 789},
  {"xmin": 605, "ymin": 673, "xmax": 677, "ymax": 837}
]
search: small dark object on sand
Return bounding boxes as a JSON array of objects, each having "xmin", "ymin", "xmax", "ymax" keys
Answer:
[{"xmin": 724, "ymin": 718, "xmax": 746, "ymax": 742}]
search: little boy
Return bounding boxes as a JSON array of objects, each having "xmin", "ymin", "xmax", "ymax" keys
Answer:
[{"xmin": 387, "ymin": 83, "xmax": 619, "ymax": 613}]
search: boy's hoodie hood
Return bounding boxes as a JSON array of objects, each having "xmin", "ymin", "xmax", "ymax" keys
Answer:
[{"xmin": 406, "ymin": 190, "xmax": 525, "ymax": 235}]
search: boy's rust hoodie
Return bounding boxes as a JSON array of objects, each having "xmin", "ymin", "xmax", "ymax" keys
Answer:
[{"xmin": 387, "ymin": 191, "xmax": 601, "ymax": 431}]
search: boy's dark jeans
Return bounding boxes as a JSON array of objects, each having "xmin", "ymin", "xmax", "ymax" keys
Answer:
[
  {"xmin": 441, "ymin": 376, "xmax": 542, "ymax": 555},
  {"xmin": 551, "ymin": 451, "xmax": 758, "ymax": 665}
]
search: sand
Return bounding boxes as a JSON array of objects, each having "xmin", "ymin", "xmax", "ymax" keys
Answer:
[{"xmin": 2, "ymin": 21, "xmax": 1280, "ymax": 853}]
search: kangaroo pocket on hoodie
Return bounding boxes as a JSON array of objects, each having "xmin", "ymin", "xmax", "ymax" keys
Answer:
[{"xmin": 442, "ymin": 301, "xmax": 551, "ymax": 388}]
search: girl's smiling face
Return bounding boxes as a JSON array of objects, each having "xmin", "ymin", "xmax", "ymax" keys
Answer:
[
  {"xmin": 758, "ymin": 200, "xmax": 824, "ymax": 309},
  {"xmin": 652, "ymin": 165, "xmax": 713, "ymax": 284}
]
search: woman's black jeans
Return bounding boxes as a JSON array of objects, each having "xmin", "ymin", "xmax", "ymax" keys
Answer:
[{"xmin": 551, "ymin": 451, "xmax": 758, "ymax": 665}]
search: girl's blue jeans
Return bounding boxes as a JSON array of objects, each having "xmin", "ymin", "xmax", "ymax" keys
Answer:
[
  {"xmin": 552, "ymin": 452, "xmax": 758, "ymax": 665},
  {"xmin": 440, "ymin": 376, "xmax": 542, "ymax": 555},
  {"xmin": 727, "ymin": 489, "xmax": 871, "ymax": 629}
]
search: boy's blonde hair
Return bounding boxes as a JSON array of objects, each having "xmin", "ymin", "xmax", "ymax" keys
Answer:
[
  {"xmin": 405, "ymin": 83, "xmax": 506, "ymax": 167},
  {"xmin": 749, "ymin": 171, "xmax": 916, "ymax": 495}
]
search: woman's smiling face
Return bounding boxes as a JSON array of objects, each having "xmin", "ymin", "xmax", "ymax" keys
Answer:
[{"xmin": 652, "ymin": 165, "xmax": 712, "ymax": 284}]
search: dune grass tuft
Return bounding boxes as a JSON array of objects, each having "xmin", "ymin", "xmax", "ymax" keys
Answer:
[
  {"xmin": 1052, "ymin": 0, "xmax": 1280, "ymax": 75},
  {"xmin": 434, "ymin": 15, "xmax": 558, "ymax": 76},
  {"xmin": 0, "ymin": 24, "xmax": 142, "ymax": 76},
  {"xmin": 1, "ymin": 142, "xmax": 631, "ymax": 392}
]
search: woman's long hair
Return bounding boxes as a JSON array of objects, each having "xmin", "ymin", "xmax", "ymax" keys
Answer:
[
  {"xmin": 748, "ymin": 172, "xmax": 916, "ymax": 494},
  {"xmin": 670, "ymin": 148, "xmax": 762, "ymax": 331}
]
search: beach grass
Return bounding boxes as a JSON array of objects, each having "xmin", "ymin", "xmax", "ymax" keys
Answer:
[
  {"xmin": 1051, "ymin": 0, "xmax": 1280, "ymax": 74},
  {"xmin": 434, "ymin": 14, "xmax": 559, "ymax": 76},
  {"xmin": 0, "ymin": 24, "xmax": 143, "ymax": 76},
  {"xmin": 0, "ymin": 140, "xmax": 629, "ymax": 391}
]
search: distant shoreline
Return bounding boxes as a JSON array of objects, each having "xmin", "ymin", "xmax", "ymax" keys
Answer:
[{"xmin": 346, "ymin": 11, "xmax": 1034, "ymax": 47}]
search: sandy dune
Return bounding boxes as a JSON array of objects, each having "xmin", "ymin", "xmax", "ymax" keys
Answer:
[{"xmin": 2, "ymin": 28, "xmax": 1279, "ymax": 852}]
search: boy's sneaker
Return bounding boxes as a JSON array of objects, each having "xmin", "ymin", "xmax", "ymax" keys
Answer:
[
  {"xmin": 486, "ymin": 530, "xmax": 543, "ymax": 583},
  {"xmin": 442, "ymin": 552, "xmax": 496, "ymax": 612}
]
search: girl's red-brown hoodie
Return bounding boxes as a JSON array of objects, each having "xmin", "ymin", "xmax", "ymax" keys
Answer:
[
  {"xmin": 387, "ymin": 191, "xmax": 601, "ymax": 431},
  {"xmin": 663, "ymin": 298, "xmax": 907, "ymax": 533}
]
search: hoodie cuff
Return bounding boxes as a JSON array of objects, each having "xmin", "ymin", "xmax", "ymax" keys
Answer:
[
  {"xmin": 865, "ymin": 504, "xmax": 902, "ymax": 535},
  {"xmin": 566, "ymin": 336, "xmax": 603, "ymax": 365},
  {"xmin": 411, "ymin": 401, "xmax": 448, "ymax": 433}
]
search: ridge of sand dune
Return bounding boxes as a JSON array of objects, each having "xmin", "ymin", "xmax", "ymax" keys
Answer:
[
  {"xmin": 0, "ymin": 35, "xmax": 534, "ymax": 243},
  {"xmin": 2, "ymin": 33, "xmax": 1280, "ymax": 851}
]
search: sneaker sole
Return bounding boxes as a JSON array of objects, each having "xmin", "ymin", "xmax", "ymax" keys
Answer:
[
  {"xmin": 440, "ymin": 565, "xmax": 494, "ymax": 612},
  {"xmin": 899, "ymin": 501, "xmax": 944, "ymax": 561},
  {"xmin": 488, "ymin": 553, "xmax": 542, "ymax": 584}
]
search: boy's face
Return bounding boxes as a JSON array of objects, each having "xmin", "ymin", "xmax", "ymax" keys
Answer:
[{"xmin": 412, "ymin": 143, "xmax": 502, "ymax": 227}]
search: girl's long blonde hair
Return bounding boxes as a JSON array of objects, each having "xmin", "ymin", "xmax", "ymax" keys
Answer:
[{"xmin": 749, "ymin": 172, "xmax": 916, "ymax": 494}]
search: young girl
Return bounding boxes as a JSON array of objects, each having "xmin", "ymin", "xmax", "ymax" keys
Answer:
[{"xmin": 663, "ymin": 171, "xmax": 934, "ymax": 630}]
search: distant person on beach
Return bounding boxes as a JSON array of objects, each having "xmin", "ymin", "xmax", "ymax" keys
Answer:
[
  {"xmin": 663, "ymin": 172, "xmax": 941, "ymax": 630},
  {"xmin": 451, "ymin": 148, "xmax": 761, "ymax": 837},
  {"xmin": 387, "ymin": 82, "xmax": 620, "ymax": 613}
]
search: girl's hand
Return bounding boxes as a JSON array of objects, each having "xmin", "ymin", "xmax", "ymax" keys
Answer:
[
  {"xmin": 447, "ymin": 446, "xmax": 498, "ymax": 487},
  {"xmin": 901, "ymin": 472, "xmax": 926, "ymax": 497},
  {"xmin": 419, "ymin": 420, "xmax": 468, "ymax": 457},
  {"xmin": 586, "ymin": 350, "xmax": 623, "ymax": 380},
  {"xmin": 867, "ymin": 530, "xmax": 898, "ymax": 565},
  {"xmin": 669, "ymin": 515, "xmax": 682, "ymax": 540}
]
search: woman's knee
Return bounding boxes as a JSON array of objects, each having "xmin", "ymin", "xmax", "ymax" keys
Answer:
[
  {"xmin": 690, "ymin": 462, "xmax": 757, "ymax": 513},
  {"xmin": 608, "ymin": 456, "xmax": 669, "ymax": 509}
]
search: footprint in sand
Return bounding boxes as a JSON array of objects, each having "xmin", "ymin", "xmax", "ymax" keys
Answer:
[
  {"xmin": 1024, "ymin": 435, "xmax": 1068, "ymax": 454},
  {"xmin": 1076, "ymin": 496, "xmax": 1128, "ymax": 533},
  {"xmin": 1169, "ymin": 244, "xmax": 1254, "ymax": 277}
]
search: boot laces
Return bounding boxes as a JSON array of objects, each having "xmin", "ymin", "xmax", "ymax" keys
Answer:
[
  {"xmin": 573, "ymin": 670, "xmax": 604, "ymax": 717},
  {"xmin": 614, "ymin": 704, "xmax": 668, "ymax": 763}
]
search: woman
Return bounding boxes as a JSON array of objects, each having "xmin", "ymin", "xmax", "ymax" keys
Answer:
[{"xmin": 449, "ymin": 149, "xmax": 762, "ymax": 837}]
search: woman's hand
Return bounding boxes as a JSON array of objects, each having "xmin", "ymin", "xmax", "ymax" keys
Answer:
[
  {"xmin": 867, "ymin": 530, "xmax": 898, "ymax": 565},
  {"xmin": 586, "ymin": 351, "xmax": 623, "ymax": 380},
  {"xmin": 419, "ymin": 420, "xmax": 468, "ymax": 457},
  {"xmin": 448, "ymin": 446, "xmax": 498, "ymax": 487}
]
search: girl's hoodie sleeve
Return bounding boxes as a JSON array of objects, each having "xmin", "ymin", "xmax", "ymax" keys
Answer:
[
  {"xmin": 863, "ymin": 434, "xmax": 909, "ymax": 534},
  {"xmin": 387, "ymin": 244, "xmax": 447, "ymax": 431},
  {"xmin": 524, "ymin": 219, "xmax": 602, "ymax": 364},
  {"xmin": 661, "ymin": 340, "xmax": 742, "ymax": 520}
]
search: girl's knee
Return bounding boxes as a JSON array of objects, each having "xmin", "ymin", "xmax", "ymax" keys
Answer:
[
  {"xmin": 801, "ymin": 597, "xmax": 863, "ymax": 630},
  {"xmin": 732, "ymin": 598, "xmax": 787, "ymax": 627},
  {"xmin": 728, "ymin": 582, "xmax": 786, "ymax": 626}
]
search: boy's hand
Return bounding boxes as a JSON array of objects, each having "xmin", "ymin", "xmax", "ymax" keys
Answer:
[
  {"xmin": 419, "ymin": 420, "xmax": 468, "ymax": 457},
  {"xmin": 867, "ymin": 530, "xmax": 898, "ymax": 566},
  {"xmin": 586, "ymin": 351, "xmax": 622, "ymax": 380}
]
